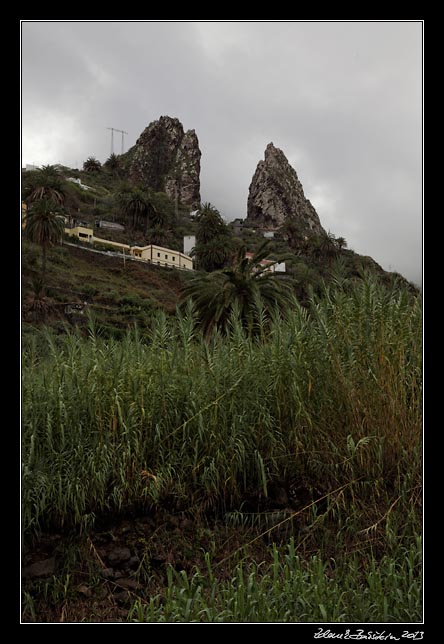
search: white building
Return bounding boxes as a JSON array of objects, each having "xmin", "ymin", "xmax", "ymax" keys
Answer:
[
  {"xmin": 245, "ymin": 252, "xmax": 285, "ymax": 274},
  {"xmin": 96, "ymin": 220, "xmax": 125, "ymax": 231},
  {"xmin": 67, "ymin": 177, "xmax": 92, "ymax": 191}
]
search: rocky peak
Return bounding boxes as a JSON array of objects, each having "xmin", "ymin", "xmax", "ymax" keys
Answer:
[
  {"xmin": 128, "ymin": 115, "xmax": 201, "ymax": 209},
  {"xmin": 246, "ymin": 142, "xmax": 325, "ymax": 235}
]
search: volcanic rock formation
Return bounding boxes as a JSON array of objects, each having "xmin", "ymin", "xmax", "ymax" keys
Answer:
[
  {"xmin": 247, "ymin": 143, "xmax": 325, "ymax": 235},
  {"xmin": 128, "ymin": 116, "xmax": 201, "ymax": 209}
]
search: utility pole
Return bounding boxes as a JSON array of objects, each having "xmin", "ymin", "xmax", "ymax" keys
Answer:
[
  {"xmin": 106, "ymin": 127, "xmax": 128, "ymax": 155},
  {"xmin": 119, "ymin": 129, "xmax": 128, "ymax": 154},
  {"xmin": 106, "ymin": 127, "xmax": 115, "ymax": 155}
]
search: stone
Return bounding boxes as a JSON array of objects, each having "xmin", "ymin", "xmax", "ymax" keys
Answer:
[
  {"xmin": 100, "ymin": 567, "xmax": 115, "ymax": 579},
  {"xmin": 107, "ymin": 546, "xmax": 131, "ymax": 566},
  {"xmin": 22, "ymin": 557, "xmax": 55, "ymax": 579},
  {"xmin": 115, "ymin": 577, "xmax": 142, "ymax": 590},
  {"xmin": 128, "ymin": 555, "xmax": 140, "ymax": 567},
  {"xmin": 128, "ymin": 115, "xmax": 201, "ymax": 209},
  {"xmin": 77, "ymin": 584, "xmax": 92, "ymax": 598},
  {"xmin": 246, "ymin": 142, "xmax": 326, "ymax": 235},
  {"xmin": 114, "ymin": 590, "xmax": 131, "ymax": 604}
]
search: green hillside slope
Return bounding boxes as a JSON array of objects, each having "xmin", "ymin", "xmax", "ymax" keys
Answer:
[{"xmin": 22, "ymin": 240, "xmax": 191, "ymax": 338}]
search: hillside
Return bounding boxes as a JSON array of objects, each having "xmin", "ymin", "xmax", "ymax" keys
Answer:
[
  {"xmin": 21, "ymin": 117, "xmax": 418, "ymax": 338},
  {"xmin": 21, "ymin": 125, "xmax": 421, "ymax": 623},
  {"xmin": 21, "ymin": 158, "xmax": 198, "ymax": 252},
  {"xmin": 22, "ymin": 239, "xmax": 191, "ymax": 338}
]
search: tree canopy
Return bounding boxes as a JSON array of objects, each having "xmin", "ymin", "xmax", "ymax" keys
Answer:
[
  {"xmin": 23, "ymin": 164, "xmax": 66, "ymax": 206},
  {"xmin": 25, "ymin": 198, "xmax": 66, "ymax": 287},
  {"xmin": 83, "ymin": 157, "xmax": 102, "ymax": 173},
  {"xmin": 183, "ymin": 240, "xmax": 295, "ymax": 338},
  {"xmin": 192, "ymin": 203, "xmax": 234, "ymax": 271}
]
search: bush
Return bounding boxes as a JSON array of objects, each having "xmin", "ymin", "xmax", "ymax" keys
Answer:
[
  {"xmin": 21, "ymin": 275, "xmax": 422, "ymax": 621},
  {"xmin": 22, "ymin": 276, "xmax": 421, "ymax": 544},
  {"xmin": 81, "ymin": 285, "xmax": 99, "ymax": 298}
]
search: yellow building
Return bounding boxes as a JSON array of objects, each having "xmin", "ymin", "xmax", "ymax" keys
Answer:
[
  {"xmin": 64, "ymin": 225, "xmax": 94, "ymax": 242},
  {"xmin": 129, "ymin": 244, "xmax": 193, "ymax": 270},
  {"xmin": 62, "ymin": 227, "xmax": 193, "ymax": 271}
]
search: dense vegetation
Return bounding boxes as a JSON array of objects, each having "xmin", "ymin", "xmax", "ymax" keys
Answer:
[
  {"xmin": 21, "ymin": 240, "xmax": 189, "ymax": 338},
  {"xmin": 21, "ymin": 164, "xmax": 417, "ymax": 313},
  {"xmin": 21, "ymin": 158, "xmax": 421, "ymax": 623},
  {"xmin": 21, "ymin": 275, "xmax": 422, "ymax": 622},
  {"xmin": 22, "ymin": 162, "xmax": 196, "ymax": 256},
  {"xmin": 128, "ymin": 538, "xmax": 422, "ymax": 622}
]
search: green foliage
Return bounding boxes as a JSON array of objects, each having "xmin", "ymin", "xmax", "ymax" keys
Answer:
[
  {"xmin": 23, "ymin": 165, "xmax": 66, "ymax": 206},
  {"xmin": 128, "ymin": 537, "xmax": 422, "ymax": 622},
  {"xmin": 25, "ymin": 200, "xmax": 65, "ymax": 247},
  {"xmin": 193, "ymin": 203, "xmax": 234, "ymax": 271},
  {"xmin": 21, "ymin": 274, "xmax": 422, "ymax": 621},
  {"xmin": 116, "ymin": 184, "xmax": 157, "ymax": 233},
  {"xmin": 183, "ymin": 241, "xmax": 295, "ymax": 337},
  {"xmin": 148, "ymin": 191, "xmax": 177, "ymax": 226},
  {"xmin": 309, "ymin": 231, "xmax": 340, "ymax": 265},
  {"xmin": 104, "ymin": 153, "xmax": 121, "ymax": 178},
  {"xmin": 22, "ymin": 275, "xmax": 422, "ymax": 544},
  {"xmin": 83, "ymin": 157, "xmax": 102, "ymax": 173},
  {"xmin": 280, "ymin": 217, "xmax": 308, "ymax": 251},
  {"xmin": 25, "ymin": 199, "xmax": 66, "ymax": 286}
]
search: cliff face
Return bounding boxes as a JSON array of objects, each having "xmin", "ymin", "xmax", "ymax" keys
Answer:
[
  {"xmin": 128, "ymin": 116, "xmax": 201, "ymax": 209},
  {"xmin": 246, "ymin": 143, "xmax": 325, "ymax": 235}
]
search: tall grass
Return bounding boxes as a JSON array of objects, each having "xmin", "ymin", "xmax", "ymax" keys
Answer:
[
  {"xmin": 22, "ymin": 275, "xmax": 422, "ymax": 562},
  {"xmin": 128, "ymin": 536, "xmax": 422, "ymax": 622}
]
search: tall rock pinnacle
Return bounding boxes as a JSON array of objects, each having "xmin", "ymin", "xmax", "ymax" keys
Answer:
[
  {"xmin": 128, "ymin": 115, "xmax": 201, "ymax": 209},
  {"xmin": 246, "ymin": 143, "xmax": 325, "ymax": 235}
]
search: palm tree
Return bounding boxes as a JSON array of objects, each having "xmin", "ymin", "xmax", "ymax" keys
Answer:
[
  {"xmin": 25, "ymin": 164, "xmax": 66, "ymax": 206},
  {"xmin": 83, "ymin": 157, "xmax": 102, "ymax": 173},
  {"xmin": 146, "ymin": 225, "xmax": 171, "ymax": 247},
  {"xmin": 193, "ymin": 202, "xmax": 234, "ymax": 271},
  {"xmin": 104, "ymin": 153, "xmax": 121, "ymax": 177},
  {"xmin": 117, "ymin": 186, "xmax": 155, "ymax": 232},
  {"xmin": 195, "ymin": 203, "xmax": 226, "ymax": 243},
  {"xmin": 309, "ymin": 231, "xmax": 339, "ymax": 265},
  {"xmin": 183, "ymin": 240, "xmax": 295, "ymax": 338},
  {"xmin": 335, "ymin": 236, "xmax": 347, "ymax": 251},
  {"xmin": 25, "ymin": 199, "xmax": 66, "ymax": 288},
  {"xmin": 191, "ymin": 237, "xmax": 233, "ymax": 273},
  {"xmin": 24, "ymin": 276, "xmax": 51, "ymax": 321}
]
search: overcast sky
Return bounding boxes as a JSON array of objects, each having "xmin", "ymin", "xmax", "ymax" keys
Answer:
[{"xmin": 21, "ymin": 21, "xmax": 423, "ymax": 285}]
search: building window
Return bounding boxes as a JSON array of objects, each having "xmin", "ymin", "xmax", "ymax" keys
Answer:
[
  {"xmin": 172, "ymin": 256, "xmax": 175, "ymax": 261},
  {"xmin": 79, "ymin": 232, "xmax": 88, "ymax": 238},
  {"xmin": 165, "ymin": 254, "xmax": 168, "ymax": 259},
  {"xmin": 157, "ymin": 252, "xmax": 160, "ymax": 257}
]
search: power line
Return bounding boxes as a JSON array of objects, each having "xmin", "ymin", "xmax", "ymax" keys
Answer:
[{"xmin": 106, "ymin": 127, "xmax": 129, "ymax": 155}]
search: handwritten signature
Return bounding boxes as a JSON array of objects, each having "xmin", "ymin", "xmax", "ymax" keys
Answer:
[{"xmin": 314, "ymin": 629, "xmax": 424, "ymax": 641}]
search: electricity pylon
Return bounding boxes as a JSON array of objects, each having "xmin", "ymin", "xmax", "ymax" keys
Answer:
[{"xmin": 106, "ymin": 127, "xmax": 129, "ymax": 155}]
